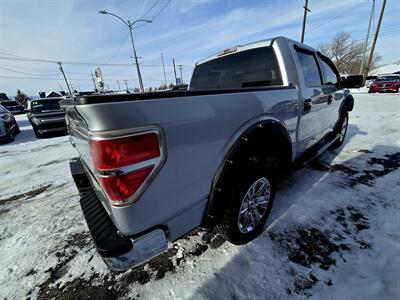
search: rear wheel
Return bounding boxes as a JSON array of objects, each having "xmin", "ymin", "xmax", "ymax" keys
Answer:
[
  {"xmin": 222, "ymin": 167, "xmax": 275, "ymax": 244},
  {"xmin": 33, "ymin": 126, "xmax": 44, "ymax": 138},
  {"xmin": 331, "ymin": 112, "xmax": 348, "ymax": 149},
  {"xmin": 15, "ymin": 123, "xmax": 20, "ymax": 134},
  {"xmin": 6, "ymin": 126, "xmax": 14, "ymax": 142}
]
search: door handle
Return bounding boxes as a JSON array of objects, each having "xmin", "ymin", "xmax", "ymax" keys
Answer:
[{"xmin": 303, "ymin": 98, "xmax": 312, "ymax": 113}]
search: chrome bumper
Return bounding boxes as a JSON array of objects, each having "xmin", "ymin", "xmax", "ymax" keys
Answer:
[{"xmin": 102, "ymin": 229, "xmax": 168, "ymax": 271}]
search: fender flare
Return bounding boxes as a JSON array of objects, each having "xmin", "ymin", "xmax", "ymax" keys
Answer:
[
  {"xmin": 343, "ymin": 94, "xmax": 354, "ymax": 112},
  {"xmin": 204, "ymin": 117, "xmax": 292, "ymax": 224}
]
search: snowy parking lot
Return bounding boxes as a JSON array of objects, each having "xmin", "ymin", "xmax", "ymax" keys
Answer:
[{"xmin": 1, "ymin": 92, "xmax": 399, "ymax": 299}]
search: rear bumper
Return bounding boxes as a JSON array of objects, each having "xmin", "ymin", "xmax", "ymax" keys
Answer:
[
  {"xmin": 69, "ymin": 158, "xmax": 168, "ymax": 271},
  {"xmin": 37, "ymin": 127, "xmax": 67, "ymax": 134},
  {"xmin": 31, "ymin": 118, "xmax": 67, "ymax": 133}
]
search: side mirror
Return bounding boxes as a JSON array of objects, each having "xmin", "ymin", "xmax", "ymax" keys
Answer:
[{"xmin": 345, "ymin": 75, "xmax": 363, "ymax": 88}]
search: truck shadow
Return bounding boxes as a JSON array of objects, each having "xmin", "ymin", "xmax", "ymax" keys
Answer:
[{"xmin": 192, "ymin": 144, "xmax": 400, "ymax": 299}]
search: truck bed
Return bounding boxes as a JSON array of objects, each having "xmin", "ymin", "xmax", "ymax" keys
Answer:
[{"xmin": 61, "ymin": 86, "xmax": 299, "ymax": 240}]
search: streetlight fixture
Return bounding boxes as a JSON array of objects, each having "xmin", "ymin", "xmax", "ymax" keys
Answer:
[{"xmin": 98, "ymin": 10, "xmax": 151, "ymax": 92}]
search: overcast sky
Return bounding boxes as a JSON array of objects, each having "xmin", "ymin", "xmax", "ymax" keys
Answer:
[{"xmin": 0, "ymin": 0, "xmax": 399, "ymax": 96}]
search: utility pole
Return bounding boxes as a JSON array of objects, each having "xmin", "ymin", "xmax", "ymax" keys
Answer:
[
  {"xmin": 161, "ymin": 53, "xmax": 167, "ymax": 86},
  {"xmin": 360, "ymin": 0, "xmax": 375, "ymax": 74},
  {"xmin": 124, "ymin": 80, "xmax": 129, "ymax": 92},
  {"xmin": 117, "ymin": 80, "xmax": 121, "ymax": 91},
  {"xmin": 57, "ymin": 62, "xmax": 72, "ymax": 94},
  {"xmin": 90, "ymin": 71, "xmax": 97, "ymax": 90},
  {"xmin": 301, "ymin": 0, "xmax": 310, "ymax": 43},
  {"xmin": 172, "ymin": 58, "xmax": 178, "ymax": 84},
  {"xmin": 363, "ymin": 0, "xmax": 386, "ymax": 82},
  {"xmin": 178, "ymin": 64, "xmax": 184, "ymax": 84}
]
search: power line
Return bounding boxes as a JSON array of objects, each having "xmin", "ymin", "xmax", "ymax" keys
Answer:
[
  {"xmin": 0, "ymin": 66, "xmax": 60, "ymax": 77},
  {"xmin": 307, "ymin": 1, "xmax": 367, "ymax": 34},
  {"xmin": 102, "ymin": 32, "xmax": 130, "ymax": 65},
  {"xmin": 0, "ymin": 63, "xmax": 58, "ymax": 72},
  {"xmin": 135, "ymin": 0, "xmax": 172, "ymax": 29},
  {"xmin": 0, "ymin": 55, "xmax": 190, "ymax": 67},
  {"xmin": 141, "ymin": 0, "xmax": 160, "ymax": 18},
  {"xmin": 150, "ymin": 0, "xmax": 171, "ymax": 20}
]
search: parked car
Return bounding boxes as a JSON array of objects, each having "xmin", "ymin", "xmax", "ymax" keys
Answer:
[
  {"xmin": 61, "ymin": 36, "xmax": 362, "ymax": 271},
  {"xmin": 0, "ymin": 105, "xmax": 20, "ymax": 143},
  {"xmin": 171, "ymin": 84, "xmax": 189, "ymax": 91},
  {"xmin": 26, "ymin": 97, "xmax": 67, "ymax": 138},
  {"xmin": 0, "ymin": 100, "xmax": 25, "ymax": 114},
  {"xmin": 368, "ymin": 74, "xmax": 400, "ymax": 93},
  {"xmin": 364, "ymin": 75, "xmax": 378, "ymax": 88}
]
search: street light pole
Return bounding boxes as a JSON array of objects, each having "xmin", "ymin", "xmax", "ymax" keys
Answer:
[
  {"xmin": 98, "ymin": 11, "xmax": 151, "ymax": 92},
  {"xmin": 127, "ymin": 20, "xmax": 145, "ymax": 92}
]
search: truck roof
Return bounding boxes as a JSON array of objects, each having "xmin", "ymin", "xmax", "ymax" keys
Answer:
[{"xmin": 195, "ymin": 36, "xmax": 317, "ymax": 66}]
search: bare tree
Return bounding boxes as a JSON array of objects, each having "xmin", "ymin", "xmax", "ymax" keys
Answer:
[{"xmin": 319, "ymin": 32, "xmax": 382, "ymax": 75}]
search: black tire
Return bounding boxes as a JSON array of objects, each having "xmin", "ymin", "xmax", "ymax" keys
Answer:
[
  {"xmin": 6, "ymin": 126, "xmax": 14, "ymax": 142},
  {"xmin": 331, "ymin": 112, "xmax": 349, "ymax": 149},
  {"xmin": 33, "ymin": 127, "xmax": 43, "ymax": 138},
  {"xmin": 15, "ymin": 124, "xmax": 21, "ymax": 134},
  {"xmin": 221, "ymin": 167, "xmax": 275, "ymax": 245}
]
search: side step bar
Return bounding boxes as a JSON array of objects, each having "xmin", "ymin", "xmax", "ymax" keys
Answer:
[{"xmin": 294, "ymin": 133, "xmax": 340, "ymax": 168}]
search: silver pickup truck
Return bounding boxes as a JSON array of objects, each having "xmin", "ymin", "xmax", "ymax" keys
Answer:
[{"xmin": 61, "ymin": 36, "xmax": 362, "ymax": 271}]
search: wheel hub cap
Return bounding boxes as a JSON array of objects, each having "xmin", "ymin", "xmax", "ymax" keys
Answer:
[{"xmin": 238, "ymin": 177, "xmax": 271, "ymax": 233}]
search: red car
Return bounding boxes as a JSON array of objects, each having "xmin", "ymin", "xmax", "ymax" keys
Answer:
[{"xmin": 368, "ymin": 75, "xmax": 400, "ymax": 93}]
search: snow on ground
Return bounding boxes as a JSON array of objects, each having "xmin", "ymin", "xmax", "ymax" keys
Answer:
[{"xmin": 0, "ymin": 93, "xmax": 399, "ymax": 299}]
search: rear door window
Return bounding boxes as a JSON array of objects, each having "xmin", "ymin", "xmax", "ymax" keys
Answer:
[
  {"xmin": 295, "ymin": 49, "xmax": 322, "ymax": 87},
  {"xmin": 318, "ymin": 55, "xmax": 339, "ymax": 88},
  {"xmin": 190, "ymin": 47, "xmax": 282, "ymax": 90}
]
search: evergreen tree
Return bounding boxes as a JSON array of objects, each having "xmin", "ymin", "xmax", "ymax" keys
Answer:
[{"xmin": 15, "ymin": 89, "xmax": 29, "ymax": 107}]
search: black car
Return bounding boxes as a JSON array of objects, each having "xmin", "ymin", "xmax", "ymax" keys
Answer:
[
  {"xmin": 0, "ymin": 105, "xmax": 20, "ymax": 143},
  {"xmin": 0, "ymin": 100, "xmax": 25, "ymax": 114},
  {"xmin": 171, "ymin": 84, "xmax": 189, "ymax": 91},
  {"xmin": 27, "ymin": 97, "xmax": 67, "ymax": 138}
]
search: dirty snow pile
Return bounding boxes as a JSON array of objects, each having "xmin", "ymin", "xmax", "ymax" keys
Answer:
[{"xmin": 0, "ymin": 93, "xmax": 399, "ymax": 300}]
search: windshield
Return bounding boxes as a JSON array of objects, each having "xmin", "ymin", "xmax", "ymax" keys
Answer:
[
  {"xmin": 31, "ymin": 99, "xmax": 61, "ymax": 113},
  {"xmin": 376, "ymin": 76, "xmax": 400, "ymax": 82},
  {"xmin": 190, "ymin": 47, "xmax": 282, "ymax": 90}
]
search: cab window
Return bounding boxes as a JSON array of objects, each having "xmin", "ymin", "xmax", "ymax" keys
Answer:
[
  {"xmin": 295, "ymin": 49, "xmax": 322, "ymax": 87},
  {"xmin": 319, "ymin": 55, "xmax": 339, "ymax": 88}
]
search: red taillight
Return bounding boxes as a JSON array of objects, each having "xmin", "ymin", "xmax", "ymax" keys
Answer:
[
  {"xmin": 89, "ymin": 131, "xmax": 163, "ymax": 206},
  {"xmin": 90, "ymin": 133, "xmax": 160, "ymax": 170},
  {"xmin": 98, "ymin": 167, "xmax": 153, "ymax": 201}
]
